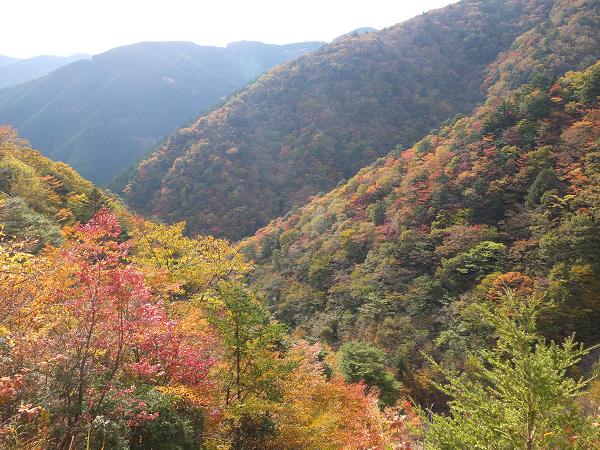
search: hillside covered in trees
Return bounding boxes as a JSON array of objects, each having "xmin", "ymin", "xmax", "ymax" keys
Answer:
[
  {"xmin": 0, "ymin": 40, "xmax": 320, "ymax": 184},
  {"xmin": 0, "ymin": 128, "xmax": 426, "ymax": 449},
  {"xmin": 0, "ymin": 126, "xmax": 112, "ymax": 251},
  {"xmin": 2, "ymin": 0, "xmax": 600, "ymax": 448},
  {"xmin": 2, "ymin": 107, "xmax": 598, "ymax": 447},
  {"xmin": 124, "ymin": 0, "xmax": 600, "ymax": 240},
  {"xmin": 240, "ymin": 60, "xmax": 600, "ymax": 414}
]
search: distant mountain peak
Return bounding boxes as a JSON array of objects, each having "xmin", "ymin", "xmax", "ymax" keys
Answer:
[
  {"xmin": 334, "ymin": 27, "xmax": 378, "ymax": 41},
  {"xmin": 0, "ymin": 39, "xmax": 322, "ymax": 184},
  {"xmin": 0, "ymin": 53, "xmax": 89, "ymax": 89}
]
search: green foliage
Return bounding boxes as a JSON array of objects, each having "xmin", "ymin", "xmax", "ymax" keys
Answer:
[
  {"xmin": 279, "ymin": 229, "xmax": 300, "ymax": 252},
  {"xmin": 425, "ymin": 294, "xmax": 600, "ymax": 449},
  {"xmin": 88, "ymin": 416, "xmax": 129, "ymax": 450},
  {"xmin": 483, "ymin": 100, "xmax": 517, "ymax": 134},
  {"xmin": 308, "ymin": 255, "xmax": 332, "ymax": 289},
  {"xmin": 204, "ymin": 282, "xmax": 292, "ymax": 447},
  {"xmin": 404, "ymin": 275, "xmax": 444, "ymax": 317},
  {"xmin": 124, "ymin": 0, "xmax": 596, "ymax": 239},
  {"xmin": 519, "ymin": 89, "xmax": 552, "ymax": 120},
  {"xmin": 340, "ymin": 227, "xmax": 373, "ymax": 263},
  {"xmin": 338, "ymin": 341, "xmax": 401, "ymax": 407},
  {"xmin": 525, "ymin": 168, "xmax": 561, "ymax": 207},
  {"xmin": 242, "ymin": 62, "xmax": 600, "ymax": 411},
  {"xmin": 580, "ymin": 62, "xmax": 600, "ymax": 102},
  {"xmin": 206, "ymin": 282, "xmax": 288, "ymax": 403},
  {"xmin": 367, "ymin": 200, "xmax": 386, "ymax": 225},
  {"xmin": 438, "ymin": 241, "xmax": 507, "ymax": 290},
  {"xmin": 0, "ymin": 196, "xmax": 62, "ymax": 250},
  {"xmin": 0, "ymin": 126, "xmax": 114, "ymax": 250},
  {"xmin": 569, "ymin": 60, "xmax": 600, "ymax": 103},
  {"xmin": 538, "ymin": 213, "xmax": 600, "ymax": 265},
  {"xmin": 129, "ymin": 391, "xmax": 202, "ymax": 450}
]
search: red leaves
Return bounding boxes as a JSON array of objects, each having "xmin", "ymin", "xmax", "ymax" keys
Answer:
[
  {"xmin": 129, "ymin": 304, "xmax": 216, "ymax": 387},
  {"xmin": 0, "ymin": 374, "xmax": 24, "ymax": 405},
  {"xmin": 38, "ymin": 209, "xmax": 216, "ymax": 427}
]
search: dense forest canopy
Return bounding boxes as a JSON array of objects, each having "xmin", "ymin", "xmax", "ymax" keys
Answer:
[
  {"xmin": 0, "ymin": 131, "xmax": 417, "ymax": 448},
  {"xmin": 124, "ymin": 0, "xmax": 600, "ymax": 241},
  {"xmin": 241, "ymin": 60, "xmax": 600, "ymax": 412}
]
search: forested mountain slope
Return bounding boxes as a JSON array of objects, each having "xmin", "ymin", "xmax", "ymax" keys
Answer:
[
  {"xmin": 240, "ymin": 62, "xmax": 600, "ymax": 403},
  {"xmin": 1, "ymin": 53, "xmax": 600, "ymax": 450},
  {"xmin": 0, "ymin": 128, "xmax": 418, "ymax": 449},
  {"xmin": 0, "ymin": 126, "xmax": 112, "ymax": 251},
  {"xmin": 124, "ymin": 0, "xmax": 600, "ymax": 240},
  {"xmin": 0, "ymin": 40, "xmax": 320, "ymax": 184}
]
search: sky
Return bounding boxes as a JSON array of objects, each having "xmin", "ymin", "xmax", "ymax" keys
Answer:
[{"xmin": 2, "ymin": 0, "xmax": 456, "ymax": 58}]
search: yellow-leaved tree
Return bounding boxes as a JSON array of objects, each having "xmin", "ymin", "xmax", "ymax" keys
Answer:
[{"xmin": 130, "ymin": 219, "xmax": 251, "ymax": 301}]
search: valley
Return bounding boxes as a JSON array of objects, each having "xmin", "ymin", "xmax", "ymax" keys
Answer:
[{"xmin": 0, "ymin": 0, "xmax": 599, "ymax": 448}]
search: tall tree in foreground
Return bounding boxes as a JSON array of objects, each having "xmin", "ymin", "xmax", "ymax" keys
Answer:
[
  {"xmin": 424, "ymin": 293, "xmax": 600, "ymax": 449},
  {"xmin": 203, "ymin": 282, "xmax": 290, "ymax": 448}
]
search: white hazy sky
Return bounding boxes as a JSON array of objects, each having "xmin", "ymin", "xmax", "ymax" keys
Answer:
[{"xmin": 2, "ymin": 0, "xmax": 456, "ymax": 58}]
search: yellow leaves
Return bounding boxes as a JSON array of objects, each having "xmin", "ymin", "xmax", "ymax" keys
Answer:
[
  {"xmin": 455, "ymin": 170, "xmax": 477, "ymax": 184},
  {"xmin": 0, "ymin": 241, "xmax": 41, "ymax": 322},
  {"xmin": 131, "ymin": 219, "xmax": 252, "ymax": 300},
  {"xmin": 175, "ymin": 304, "xmax": 213, "ymax": 337},
  {"xmin": 55, "ymin": 208, "xmax": 74, "ymax": 224},
  {"xmin": 340, "ymin": 228, "xmax": 356, "ymax": 241},
  {"xmin": 155, "ymin": 385, "xmax": 210, "ymax": 407},
  {"xmin": 273, "ymin": 342, "xmax": 387, "ymax": 449}
]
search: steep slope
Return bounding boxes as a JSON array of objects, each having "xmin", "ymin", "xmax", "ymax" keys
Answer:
[
  {"xmin": 0, "ymin": 126, "xmax": 115, "ymax": 251},
  {"xmin": 240, "ymin": 62, "xmax": 600, "ymax": 400},
  {"xmin": 0, "ymin": 54, "xmax": 89, "ymax": 89},
  {"xmin": 0, "ymin": 41, "xmax": 320, "ymax": 184},
  {"xmin": 0, "ymin": 124, "xmax": 412, "ymax": 449},
  {"xmin": 124, "ymin": 0, "xmax": 599, "ymax": 241}
]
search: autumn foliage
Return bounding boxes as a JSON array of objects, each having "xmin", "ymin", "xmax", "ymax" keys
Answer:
[
  {"xmin": 242, "ymin": 61, "xmax": 600, "ymax": 412},
  {"xmin": 0, "ymin": 207, "xmax": 409, "ymax": 448},
  {"xmin": 124, "ymin": 0, "xmax": 600, "ymax": 240}
]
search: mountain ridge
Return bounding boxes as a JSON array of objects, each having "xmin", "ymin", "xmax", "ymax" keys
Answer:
[
  {"xmin": 0, "ymin": 53, "xmax": 90, "ymax": 89},
  {"xmin": 123, "ymin": 0, "xmax": 589, "ymax": 240},
  {"xmin": 0, "ymin": 40, "xmax": 321, "ymax": 184}
]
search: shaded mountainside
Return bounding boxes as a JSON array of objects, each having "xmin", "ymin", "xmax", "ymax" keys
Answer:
[
  {"xmin": 124, "ymin": 0, "xmax": 600, "ymax": 241},
  {"xmin": 0, "ymin": 40, "xmax": 320, "ymax": 184},
  {"xmin": 0, "ymin": 53, "xmax": 89, "ymax": 89},
  {"xmin": 240, "ymin": 62, "xmax": 600, "ymax": 402}
]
